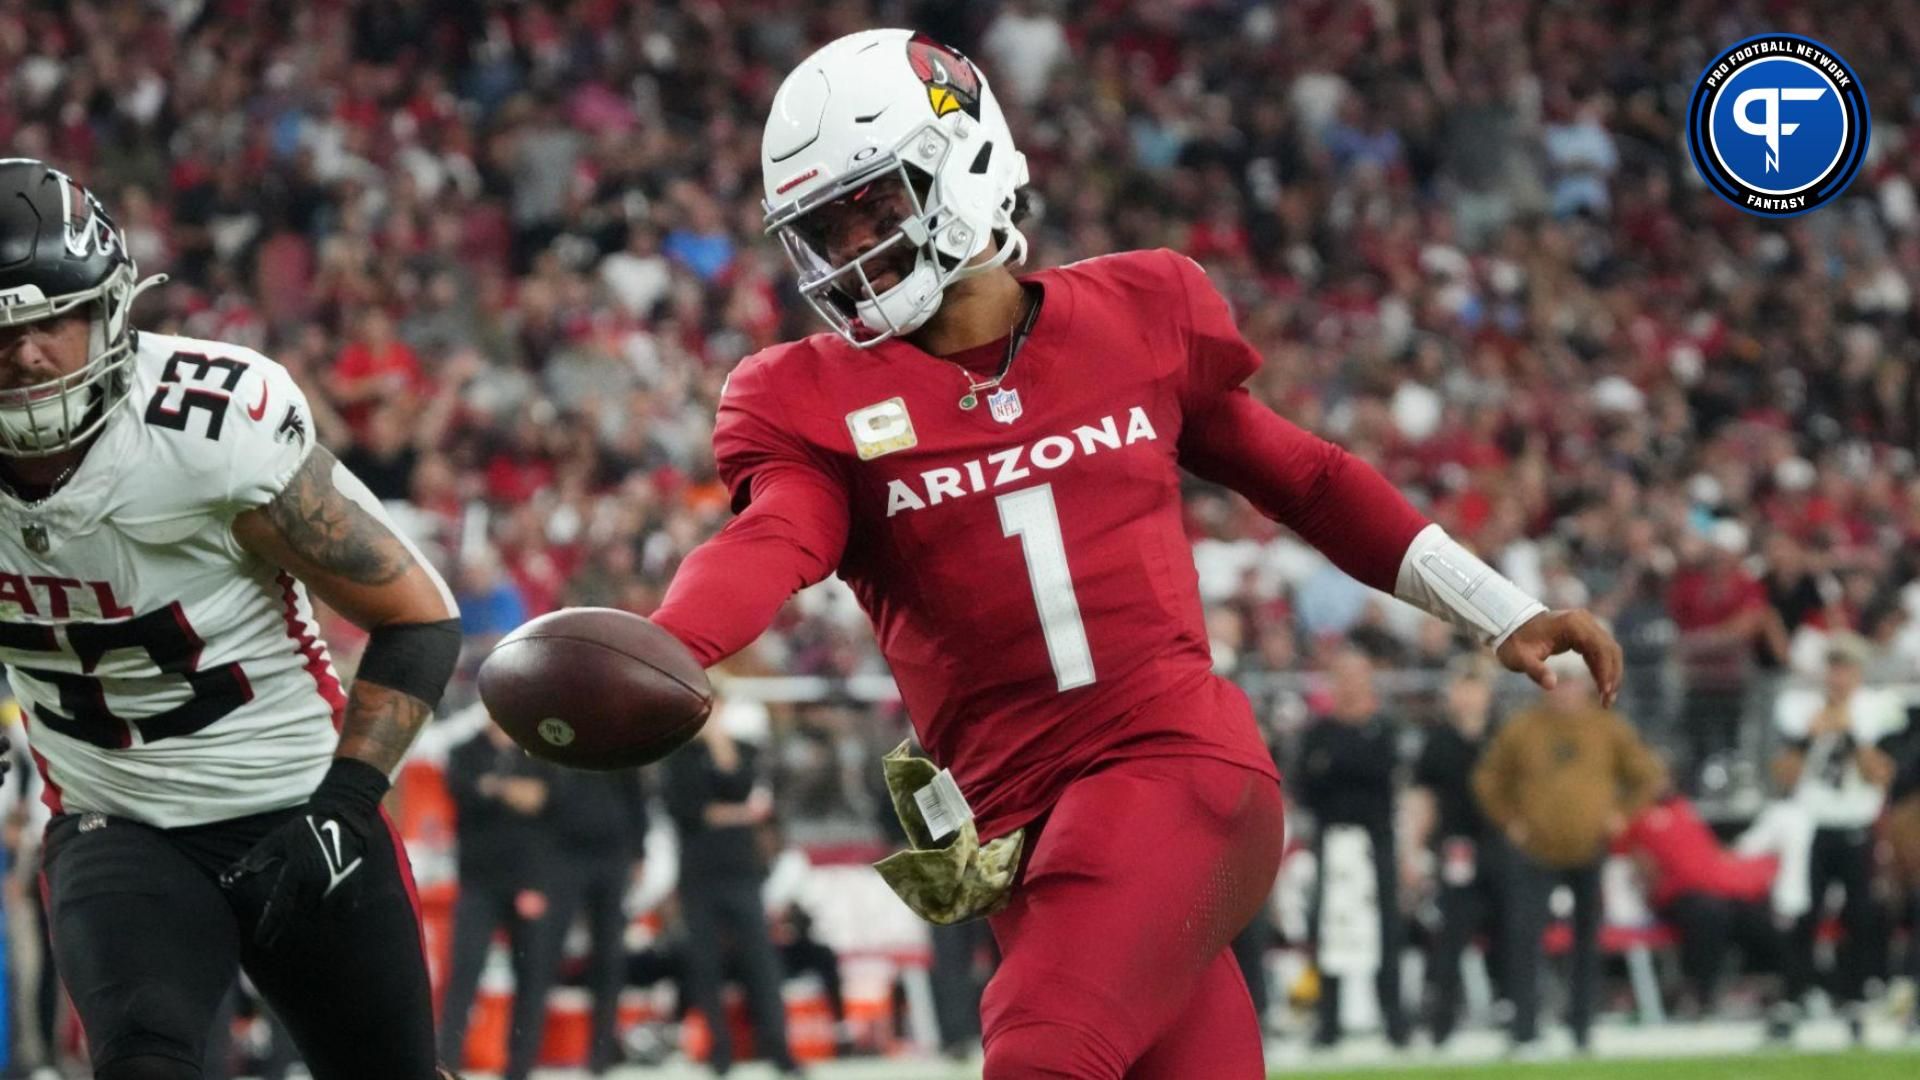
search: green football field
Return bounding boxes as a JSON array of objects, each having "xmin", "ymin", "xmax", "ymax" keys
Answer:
[{"xmin": 1271, "ymin": 1049, "xmax": 1920, "ymax": 1079}]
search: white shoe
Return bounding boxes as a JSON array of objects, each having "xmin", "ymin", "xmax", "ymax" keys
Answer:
[{"xmin": 1507, "ymin": 1039, "xmax": 1551, "ymax": 1062}]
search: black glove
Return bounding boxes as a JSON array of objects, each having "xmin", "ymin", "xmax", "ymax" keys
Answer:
[
  {"xmin": 0, "ymin": 732, "xmax": 11, "ymax": 783},
  {"xmin": 220, "ymin": 757, "xmax": 389, "ymax": 948}
]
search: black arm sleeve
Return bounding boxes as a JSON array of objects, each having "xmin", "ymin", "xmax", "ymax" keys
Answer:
[{"xmin": 355, "ymin": 618, "xmax": 463, "ymax": 706}]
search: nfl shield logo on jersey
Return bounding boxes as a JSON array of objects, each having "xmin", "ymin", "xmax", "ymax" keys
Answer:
[{"xmin": 986, "ymin": 387, "xmax": 1022, "ymax": 425}]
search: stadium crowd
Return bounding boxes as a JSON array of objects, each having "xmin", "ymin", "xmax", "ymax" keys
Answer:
[{"xmin": 4, "ymin": 0, "xmax": 1920, "ymax": 1072}]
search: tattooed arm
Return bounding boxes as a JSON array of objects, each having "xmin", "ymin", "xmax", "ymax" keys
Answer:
[{"xmin": 231, "ymin": 446, "xmax": 460, "ymax": 773}]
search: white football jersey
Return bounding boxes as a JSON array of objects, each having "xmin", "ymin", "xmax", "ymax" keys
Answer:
[{"xmin": 0, "ymin": 332, "xmax": 341, "ymax": 828}]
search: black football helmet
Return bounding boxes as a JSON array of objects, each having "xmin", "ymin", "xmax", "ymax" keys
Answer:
[{"xmin": 0, "ymin": 158, "xmax": 164, "ymax": 456}]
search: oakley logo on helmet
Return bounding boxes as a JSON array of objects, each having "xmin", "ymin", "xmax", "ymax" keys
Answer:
[{"xmin": 907, "ymin": 33, "xmax": 981, "ymax": 120}]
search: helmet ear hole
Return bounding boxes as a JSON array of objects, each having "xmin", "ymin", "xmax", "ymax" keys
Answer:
[{"xmin": 969, "ymin": 144, "xmax": 994, "ymax": 175}]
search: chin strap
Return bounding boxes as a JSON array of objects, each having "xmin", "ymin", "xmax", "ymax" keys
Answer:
[{"xmin": 947, "ymin": 224, "xmax": 1027, "ymax": 284}]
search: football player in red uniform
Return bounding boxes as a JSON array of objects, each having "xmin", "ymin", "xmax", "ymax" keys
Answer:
[{"xmin": 652, "ymin": 30, "xmax": 1621, "ymax": 1078}]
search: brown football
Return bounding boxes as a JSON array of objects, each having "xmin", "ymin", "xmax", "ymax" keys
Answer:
[{"xmin": 477, "ymin": 608, "xmax": 712, "ymax": 770}]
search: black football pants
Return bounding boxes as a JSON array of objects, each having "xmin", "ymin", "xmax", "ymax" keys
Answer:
[
  {"xmin": 1788, "ymin": 824, "xmax": 1885, "ymax": 1006},
  {"xmin": 41, "ymin": 807, "xmax": 439, "ymax": 1079}
]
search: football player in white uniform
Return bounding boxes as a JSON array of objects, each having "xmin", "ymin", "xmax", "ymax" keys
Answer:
[{"xmin": 0, "ymin": 160, "xmax": 463, "ymax": 1079}]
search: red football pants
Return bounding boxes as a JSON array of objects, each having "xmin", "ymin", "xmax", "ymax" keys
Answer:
[{"xmin": 980, "ymin": 754, "xmax": 1286, "ymax": 1079}]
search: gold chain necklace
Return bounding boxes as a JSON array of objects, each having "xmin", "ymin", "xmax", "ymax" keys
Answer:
[{"xmin": 956, "ymin": 283, "xmax": 1042, "ymax": 411}]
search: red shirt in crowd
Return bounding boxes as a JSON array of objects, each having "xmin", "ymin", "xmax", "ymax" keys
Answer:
[
  {"xmin": 1619, "ymin": 796, "xmax": 1776, "ymax": 909},
  {"xmin": 334, "ymin": 336, "xmax": 428, "ymax": 434},
  {"xmin": 1666, "ymin": 563, "xmax": 1766, "ymax": 632}
]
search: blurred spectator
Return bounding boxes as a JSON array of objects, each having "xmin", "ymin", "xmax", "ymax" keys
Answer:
[
  {"xmin": 1667, "ymin": 521, "xmax": 1786, "ymax": 792},
  {"xmin": 438, "ymin": 717, "xmax": 561, "ymax": 1080},
  {"xmin": 329, "ymin": 307, "xmax": 427, "ymax": 438},
  {"xmin": 338, "ymin": 351, "xmax": 472, "ymax": 503},
  {"xmin": 455, "ymin": 546, "xmax": 530, "ymax": 640},
  {"xmin": 600, "ymin": 223, "xmax": 672, "ymax": 319},
  {"xmin": 519, "ymin": 767, "xmax": 650, "ymax": 1076},
  {"xmin": 2, "ymin": 711, "xmax": 60, "ymax": 1076},
  {"xmin": 762, "ymin": 835, "xmax": 857, "ymax": 1057},
  {"xmin": 664, "ymin": 702, "xmax": 802, "ymax": 1077},
  {"xmin": 1594, "ymin": 523, "xmax": 1678, "ymax": 748},
  {"xmin": 1541, "ymin": 94, "xmax": 1618, "ymax": 219},
  {"xmin": 506, "ymin": 95, "xmax": 586, "ymax": 269},
  {"xmin": 1298, "ymin": 648, "xmax": 1409, "ymax": 1048},
  {"xmin": 1475, "ymin": 654, "xmax": 1663, "ymax": 1054},
  {"xmin": 1405, "ymin": 655, "xmax": 1504, "ymax": 1047},
  {"xmin": 981, "ymin": 1, "xmax": 1068, "ymax": 107},
  {"xmin": 1771, "ymin": 634, "xmax": 1905, "ymax": 1040},
  {"xmin": 1619, "ymin": 792, "xmax": 1792, "ymax": 1024},
  {"xmin": 928, "ymin": 918, "xmax": 996, "ymax": 1062},
  {"xmin": 662, "ymin": 187, "xmax": 736, "ymax": 285},
  {"xmin": 1887, "ymin": 726, "xmax": 1920, "ymax": 1039}
]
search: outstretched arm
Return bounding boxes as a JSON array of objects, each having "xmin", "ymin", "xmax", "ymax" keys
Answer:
[
  {"xmin": 1179, "ymin": 389, "xmax": 1620, "ymax": 704},
  {"xmin": 651, "ymin": 465, "xmax": 851, "ymax": 667}
]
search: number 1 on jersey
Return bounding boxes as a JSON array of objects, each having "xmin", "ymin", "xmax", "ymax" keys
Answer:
[{"xmin": 996, "ymin": 484, "xmax": 1095, "ymax": 691}]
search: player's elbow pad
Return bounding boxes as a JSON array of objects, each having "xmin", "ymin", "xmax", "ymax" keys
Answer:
[{"xmin": 355, "ymin": 618, "xmax": 464, "ymax": 706}]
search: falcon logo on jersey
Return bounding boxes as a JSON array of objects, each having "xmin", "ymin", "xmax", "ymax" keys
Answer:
[
  {"xmin": 847, "ymin": 397, "xmax": 918, "ymax": 460},
  {"xmin": 906, "ymin": 33, "xmax": 982, "ymax": 120},
  {"xmin": 986, "ymin": 387, "xmax": 1022, "ymax": 425},
  {"xmin": 885, "ymin": 406, "xmax": 1159, "ymax": 516},
  {"xmin": 275, "ymin": 404, "xmax": 307, "ymax": 446}
]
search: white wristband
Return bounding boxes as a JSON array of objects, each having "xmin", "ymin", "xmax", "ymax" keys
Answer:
[{"xmin": 1393, "ymin": 524, "xmax": 1547, "ymax": 648}]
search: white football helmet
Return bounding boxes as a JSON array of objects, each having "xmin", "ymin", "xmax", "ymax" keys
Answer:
[{"xmin": 761, "ymin": 29, "xmax": 1030, "ymax": 346}]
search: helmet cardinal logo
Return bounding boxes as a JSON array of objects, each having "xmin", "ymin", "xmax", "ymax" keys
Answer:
[{"xmin": 907, "ymin": 33, "xmax": 982, "ymax": 120}]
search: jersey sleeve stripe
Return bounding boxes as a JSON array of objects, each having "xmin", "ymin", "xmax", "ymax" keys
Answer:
[
  {"xmin": 275, "ymin": 571, "xmax": 347, "ymax": 730},
  {"xmin": 25, "ymin": 733, "xmax": 63, "ymax": 815}
]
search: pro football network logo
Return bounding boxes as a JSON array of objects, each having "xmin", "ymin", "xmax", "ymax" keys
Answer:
[
  {"xmin": 907, "ymin": 33, "xmax": 981, "ymax": 120},
  {"xmin": 1686, "ymin": 34, "xmax": 1868, "ymax": 217}
]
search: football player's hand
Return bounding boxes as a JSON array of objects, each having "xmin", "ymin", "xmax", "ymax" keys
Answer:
[
  {"xmin": 220, "ymin": 758, "xmax": 390, "ymax": 949},
  {"xmin": 1496, "ymin": 609, "xmax": 1624, "ymax": 709},
  {"xmin": 0, "ymin": 732, "xmax": 10, "ymax": 783}
]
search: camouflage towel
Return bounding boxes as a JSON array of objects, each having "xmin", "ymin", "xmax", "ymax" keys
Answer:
[{"xmin": 872, "ymin": 741, "xmax": 1024, "ymax": 925}]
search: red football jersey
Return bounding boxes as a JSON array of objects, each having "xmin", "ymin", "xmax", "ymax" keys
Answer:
[{"xmin": 711, "ymin": 250, "xmax": 1284, "ymax": 837}]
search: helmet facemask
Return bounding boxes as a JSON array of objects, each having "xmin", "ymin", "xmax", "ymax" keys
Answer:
[
  {"xmin": 767, "ymin": 123, "xmax": 1027, "ymax": 348},
  {"xmin": 0, "ymin": 262, "xmax": 161, "ymax": 458}
]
